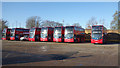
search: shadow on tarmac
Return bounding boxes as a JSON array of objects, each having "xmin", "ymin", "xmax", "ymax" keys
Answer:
[{"xmin": 2, "ymin": 50, "xmax": 93, "ymax": 65}]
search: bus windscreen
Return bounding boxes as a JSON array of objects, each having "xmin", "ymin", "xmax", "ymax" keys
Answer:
[
  {"xmin": 2, "ymin": 29, "xmax": 6, "ymax": 38},
  {"xmin": 54, "ymin": 27, "xmax": 61, "ymax": 38},
  {"xmin": 11, "ymin": 28, "xmax": 15, "ymax": 32},
  {"xmin": 64, "ymin": 27, "xmax": 73, "ymax": 39},
  {"xmin": 92, "ymin": 31, "xmax": 102, "ymax": 40},
  {"xmin": 41, "ymin": 28, "xmax": 48, "ymax": 38},
  {"xmin": 92, "ymin": 26, "xmax": 102, "ymax": 30},
  {"xmin": 11, "ymin": 28, "xmax": 15, "ymax": 37},
  {"xmin": 29, "ymin": 28, "xmax": 35, "ymax": 38},
  {"xmin": 92, "ymin": 26, "xmax": 103, "ymax": 40}
]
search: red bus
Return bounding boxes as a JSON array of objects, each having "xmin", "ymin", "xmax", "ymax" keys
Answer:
[
  {"xmin": 91, "ymin": 25, "xmax": 107, "ymax": 44},
  {"xmin": 20, "ymin": 29, "xmax": 30, "ymax": 41},
  {"xmin": 53, "ymin": 26, "xmax": 65, "ymax": 42},
  {"xmin": 29, "ymin": 28, "xmax": 41, "ymax": 41},
  {"xmin": 10, "ymin": 28, "xmax": 29, "ymax": 40},
  {"xmin": 40, "ymin": 27, "xmax": 54, "ymax": 41},
  {"xmin": 2, "ymin": 28, "xmax": 11, "ymax": 40},
  {"xmin": 64, "ymin": 26, "xmax": 85, "ymax": 42},
  {"xmin": 23, "ymin": 30, "xmax": 30, "ymax": 37}
]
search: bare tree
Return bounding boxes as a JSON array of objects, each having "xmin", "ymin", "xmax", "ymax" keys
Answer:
[
  {"xmin": 118, "ymin": 1, "xmax": 120, "ymax": 32},
  {"xmin": 26, "ymin": 16, "xmax": 42, "ymax": 28},
  {"xmin": 99, "ymin": 18, "xmax": 105, "ymax": 26},
  {"xmin": 0, "ymin": 19, "xmax": 8, "ymax": 30},
  {"xmin": 41, "ymin": 20, "xmax": 63, "ymax": 27},
  {"xmin": 0, "ymin": 19, "xmax": 8, "ymax": 39},
  {"xmin": 72, "ymin": 23, "xmax": 82, "ymax": 27},
  {"xmin": 110, "ymin": 11, "xmax": 118, "ymax": 30},
  {"xmin": 86, "ymin": 17, "xmax": 98, "ymax": 29}
]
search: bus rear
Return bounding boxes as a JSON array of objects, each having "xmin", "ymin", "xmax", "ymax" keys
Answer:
[
  {"xmin": 53, "ymin": 27, "xmax": 64, "ymax": 42},
  {"xmin": 91, "ymin": 25, "xmax": 103, "ymax": 44}
]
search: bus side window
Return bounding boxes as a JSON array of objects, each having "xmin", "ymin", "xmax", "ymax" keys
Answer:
[
  {"xmin": 74, "ymin": 34, "xmax": 76, "ymax": 38},
  {"xmin": 20, "ymin": 34, "xmax": 23, "ymax": 37}
]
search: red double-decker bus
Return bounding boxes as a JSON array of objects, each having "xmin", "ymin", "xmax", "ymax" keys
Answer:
[
  {"xmin": 10, "ymin": 28, "xmax": 29, "ymax": 40},
  {"xmin": 40, "ymin": 27, "xmax": 54, "ymax": 41},
  {"xmin": 20, "ymin": 29, "xmax": 30, "ymax": 41},
  {"xmin": 23, "ymin": 29, "xmax": 30, "ymax": 37},
  {"xmin": 64, "ymin": 26, "xmax": 85, "ymax": 42},
  {"xmin": 53, "ymin": 26, "xmax": 65, "ymax": 42},
  {"xmin": 29, "ymin": 28, "xmax": 41, "ymax": 41},
  {"xmin": 91, "ymin": 25, "xmax": 107, "ymax": 44},
  {"xmin": 2, "ymin": 28, "xmax": 11, "ymax": 40}
]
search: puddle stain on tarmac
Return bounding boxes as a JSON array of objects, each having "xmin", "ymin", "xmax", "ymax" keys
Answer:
[
  {"xmin": 41, "ymin": 46, "xmax": 48, "ymax": 52},
  {"xmin": 2, "ymin": 50, "xmax": 93, "ymax": 65},
  {"xmin": 79, "ymin": 55, "xmax": 93, "ymax": 57}
]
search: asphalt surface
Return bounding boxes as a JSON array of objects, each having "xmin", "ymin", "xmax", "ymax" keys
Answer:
[{"xmin": 2, "ymin": 40, "xmax": 119, "ymax": 66}]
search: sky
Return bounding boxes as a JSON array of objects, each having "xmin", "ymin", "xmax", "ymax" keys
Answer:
[{"xmin": 2, "ymin": 2, "xmax": 118, "ymax": 29}]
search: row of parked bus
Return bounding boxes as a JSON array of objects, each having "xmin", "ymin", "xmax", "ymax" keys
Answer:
[
  {"xmin": 2, "ymin": 28, "xmax": 29, "ymax": 41},
  {"xmin": 2, "ymin": 25, "xmax": 118, "ymax": 44}
]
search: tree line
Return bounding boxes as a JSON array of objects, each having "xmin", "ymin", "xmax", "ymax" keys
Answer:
[
  {"xmin": 26, "ymin": 16, "xmax": 64, "ymax": 28},
  {"xmin": 0, "ymin": 19, "xmax": 8, "ymax": 29},
  {"xmin": 1, "ymin": 11, "xmax": 119, "ymax": 30},
  {"xmin": 110, "ymin": 11, "xmax": 120, "ymax": 30},
  {"xmin": 25, "ymin": 16, "xmax": 81, "ymax": 29}
]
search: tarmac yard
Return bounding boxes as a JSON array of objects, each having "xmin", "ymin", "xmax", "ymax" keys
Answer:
[{"xmin": 2, "ymin": 40, "xmax": 119, "ymax": 66}]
